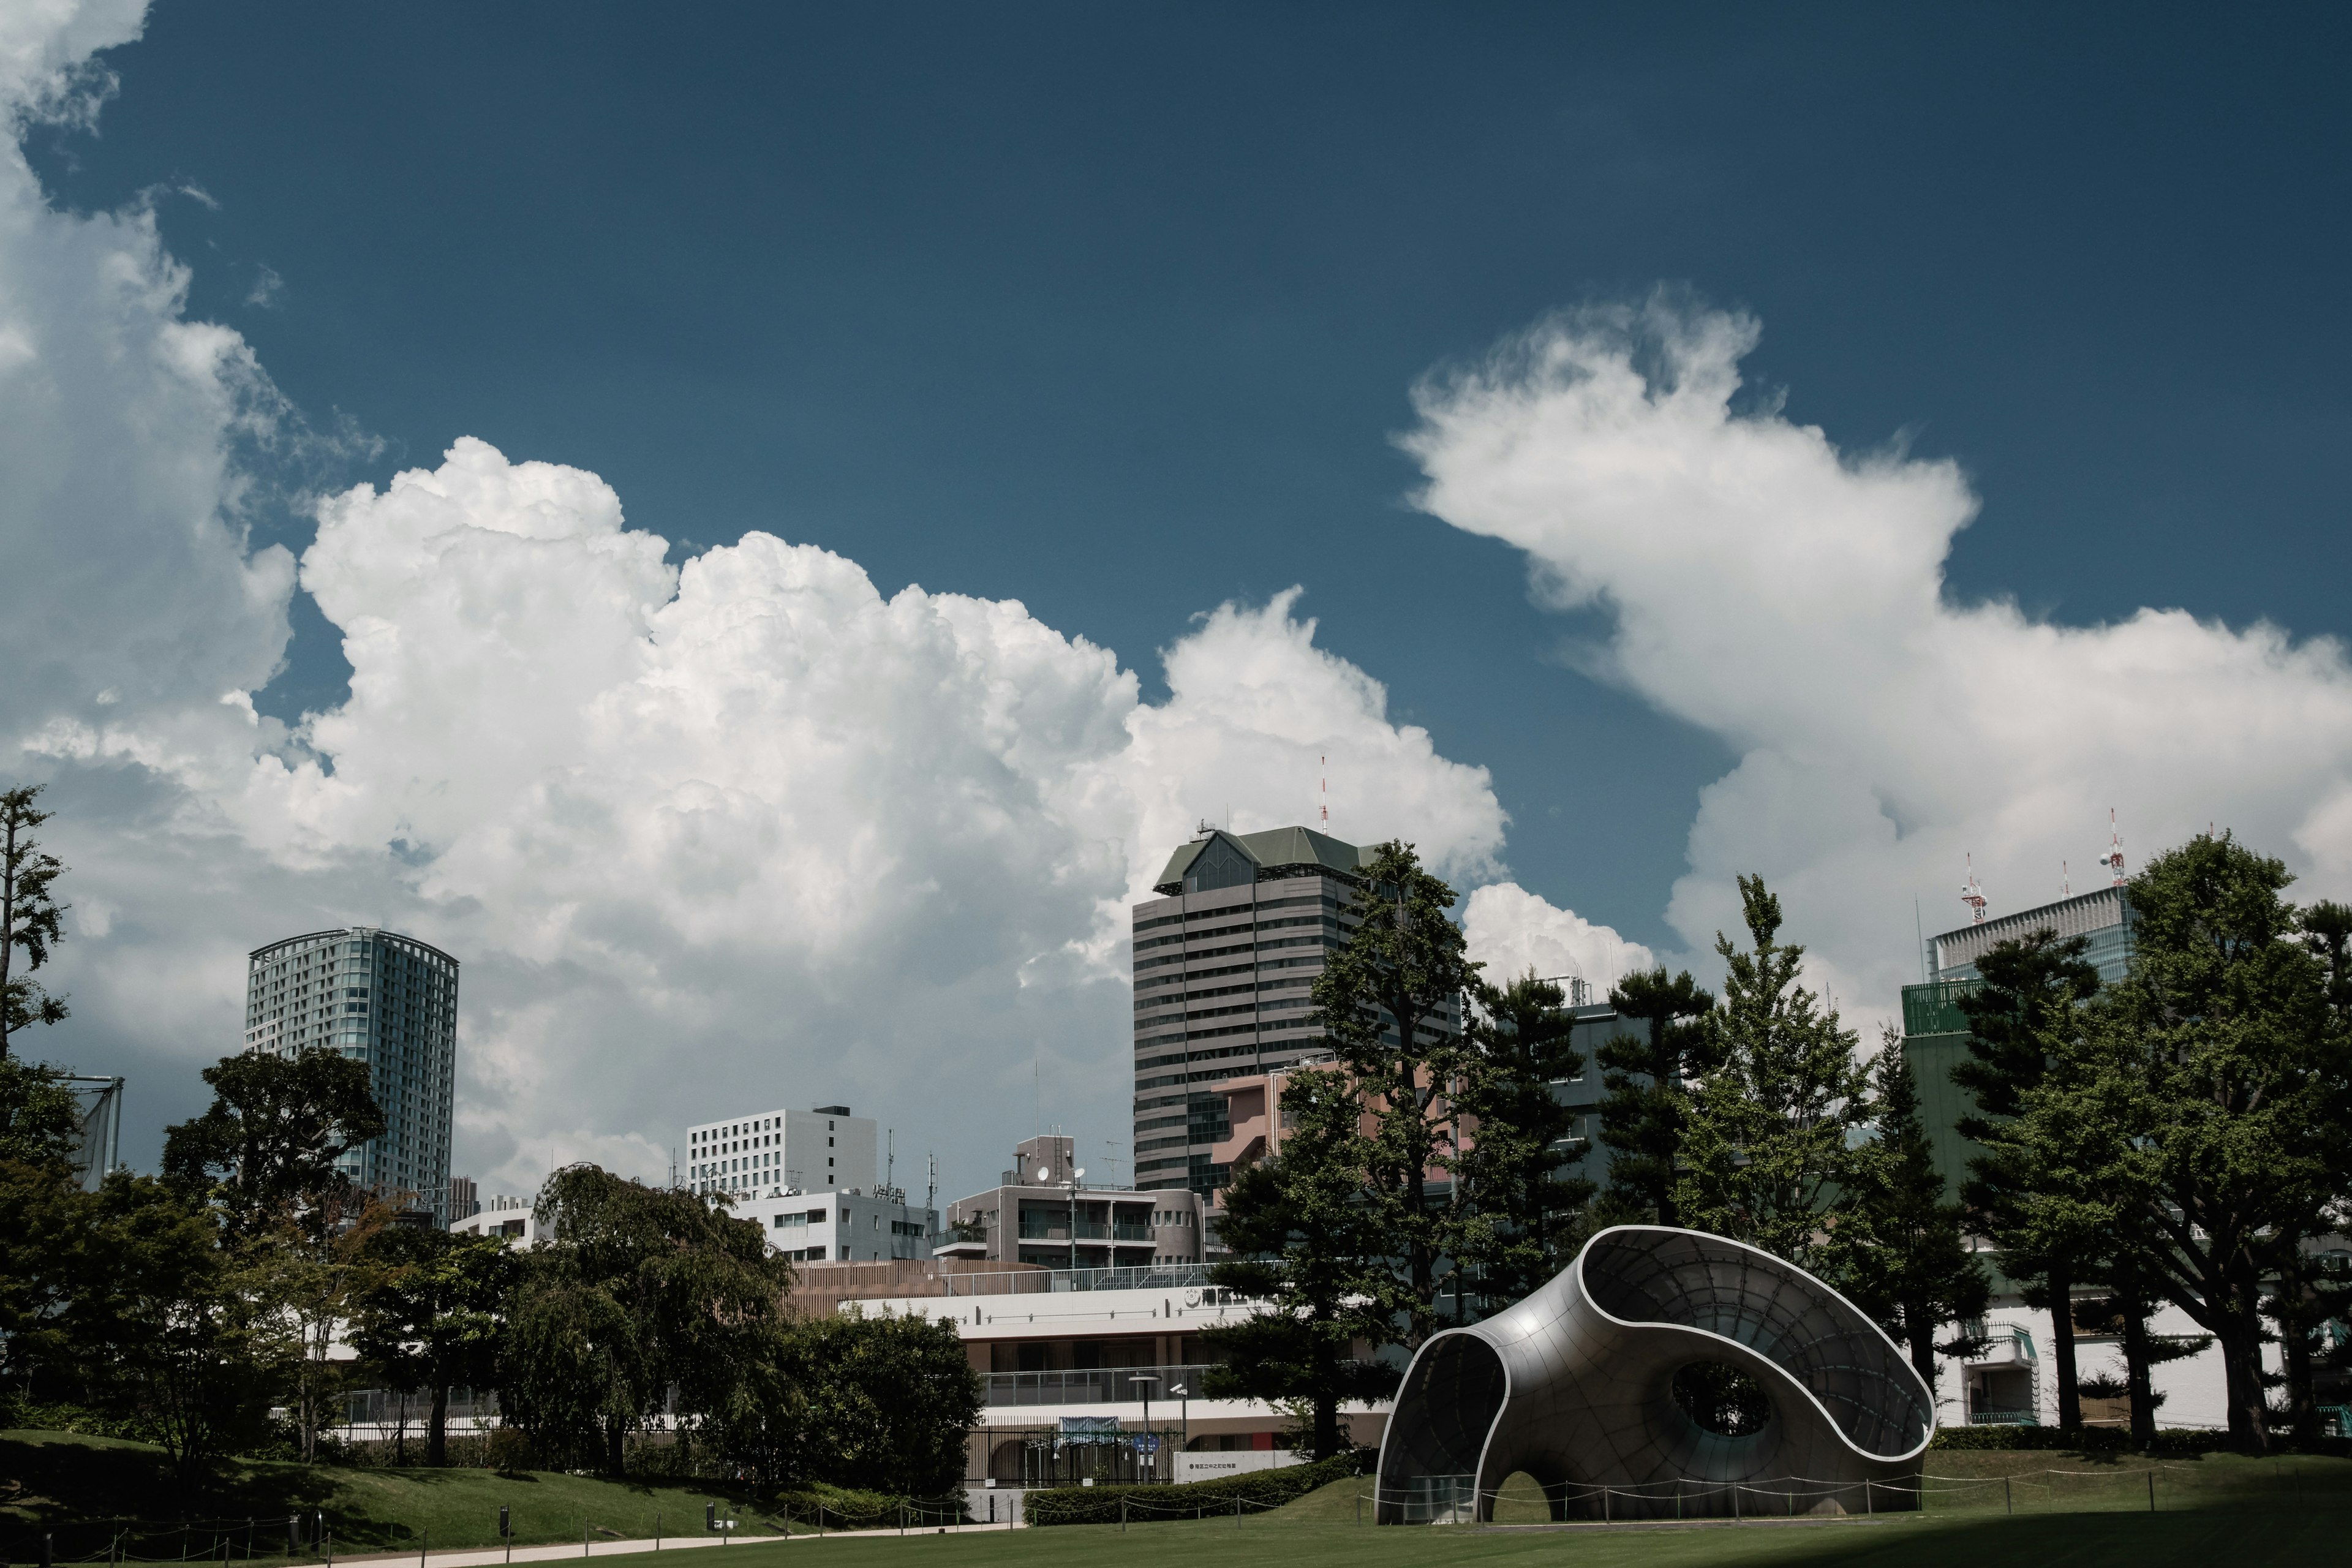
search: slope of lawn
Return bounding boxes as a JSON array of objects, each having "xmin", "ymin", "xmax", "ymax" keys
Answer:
[{"xmin": 1, "ymin": 1430, "xmax": 794, "ymax": 1561}]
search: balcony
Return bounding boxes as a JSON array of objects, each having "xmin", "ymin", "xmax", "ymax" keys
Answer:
[
  {"xmin": 984, "ymin": 1363, "xmax": 1214, "ymax": 1407},
  {"xmin": 1016, "ymin": 1221, "xmax": 1158, "ymax": 1242},
  {"xmin": 1964, "ymin": 1325, "xmax": 2038, "ymax": 1367},
  {"xmin": 1967, "ymin": 1409, "xmax": 2040, "ymax": 1427}
]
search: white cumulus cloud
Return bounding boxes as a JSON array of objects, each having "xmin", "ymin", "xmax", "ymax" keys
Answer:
[
  {"xmin": 1463, "ymin": 881, "xmax": 1656, "ymax": 1000},
  {"xmin": 1404, "ymin": 297, "xmax": 2352, "ymax": 1018}
]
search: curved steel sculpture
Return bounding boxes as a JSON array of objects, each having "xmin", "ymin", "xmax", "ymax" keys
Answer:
[{"xmin": 1376, "ymin": 1226, "xmax": 1934, "ymax": 1522}]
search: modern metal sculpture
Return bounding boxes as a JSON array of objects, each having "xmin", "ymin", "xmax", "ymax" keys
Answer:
[{"xmin": 1376, "ymin": 1226, "xmax": 1935, "ymax": 1522}]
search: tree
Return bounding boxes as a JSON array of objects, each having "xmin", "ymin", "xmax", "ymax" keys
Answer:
[
  {"xmin": 1675, "ymin": 876, "xmax": 1870, "ymax": 1273},
  {"xmin": 500, "ymin": 1166, "xmax": 793, "ymax": 1476},
  {"xmin": 1311, "ymin": 839, "xmax": 1477, "ymax": 1348},
  {"xmin": 1948, "ymin": 927, "xmax": 2103, "ymax": 1433},
  {"xmin": 2045, "ymin": 835, "xmax": 2350, "ymax": 1455},
  {"xmin": 353, "ymin": 1225, "xmax": 519, "ymax": 1465},
  {"xmin": 783, "ymin": 1311, "xmax": 984, "ymax": 1496},
  {"xmin": 1831, "ymin": 1029, "xmax": 1989, "ymax": 1394},
  {"xmin": 244, "ymin": 1187, "xmax": 398, "ymax": 1462},
  {"xmin": 1204, "ymin": 1066, "xmax": 1395, "ymax": 1460},
  {"xmin": 0, "ymin": 1054, "xmax": 83, "ymax": 1165},
  {"xmin": 1447, "ymin": 970, "xmax": 1594, "ymax": 1311},
  {"xmin": 1, "ymin": 784, "xmax": 70, "ymax": 1058},
  {"xmin": 1594, "ymin": 967, "xmax": 1717, "ymax": 1226},
  {"xmin": 162, "ymin": 1048, "xmax": 386, "ymax": 1229},
  {"xmin": 68, "ymin": 1173, "xmax": 287, "ymax": 1483}
]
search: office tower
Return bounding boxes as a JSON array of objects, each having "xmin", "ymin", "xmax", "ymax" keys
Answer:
[
  {"xmin": 1131, "ymin": 825, "xmax": 1461, "ymax": 1199},
  {"xmin": 448, "ymin": 1174, "xmax": 480, "ymax": 1220},
  {"xmin": 244, "ymin": 927, "xmax": 460, "ymax": 1224},
  {"xmin": 686, "ymin": 1102, "xmax": 876, "ymax": 1199}
]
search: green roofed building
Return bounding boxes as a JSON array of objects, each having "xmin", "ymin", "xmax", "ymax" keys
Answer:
[{"xmin": 1132, "ymin": 824, "xmax": 1461, "ymax": 1199}]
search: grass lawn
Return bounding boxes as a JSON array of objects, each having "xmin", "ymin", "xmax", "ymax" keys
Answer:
[
  {"xmin": 1, "ymin": 1431, "xmax": 792, "ymax": 1561},
  {"xmin": 10, "ymin": 1431, "xmax": 2351, "ymax": 1568}
]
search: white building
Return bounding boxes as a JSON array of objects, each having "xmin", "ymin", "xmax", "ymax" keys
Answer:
[
  {"xmin": 758, "ymin": 1189, "xmax": 937, "ymax": 1262},
  {"xmin": 449, "ymin": 1193, "xmax": 538, "ymax": 1248},
  {"xmin": 687, "ymin": 1102, "xmax": 876, "ymax": 1197}
]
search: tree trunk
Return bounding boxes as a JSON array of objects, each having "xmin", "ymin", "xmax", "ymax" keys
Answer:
[
  {"xmin": 2047, "ymin": 1261, "xmax": 2082, "ymax": 1431},
  {"xmin": 2121, "ymin": 1297, "xmax": 2157, "ymax": 1447},
  {"xmin": 2272, "ymin": 1257, "xmax": 2317, "ymax": 1444},
  {"xmin": 428, "ymin": 1383, "xmax": 448, "ymax": 1468},
  {"xmin": 606, "ymin": 1415, "xmax": 626, "ymax": 1477},
  {"xmin": 1902, "ymin": 1294, "xmax": 1937, "ymax": 1396},
  {"xmin": 395, "ymin": 1389, "xmax": 408, "ymax": 1467},
  {"xmin": 2216, "ymin": 1282, "xmax": 2273, "ymax": 1455}
]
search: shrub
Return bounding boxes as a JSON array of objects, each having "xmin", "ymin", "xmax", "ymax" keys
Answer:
[
  {"xmin": 1928, "ymin": 1426, "xmax": 2351, "ymax": 1458},
  {"xmin": 1026, "ymin": 1451, "xmax": 1365, "ymax": 1526}
]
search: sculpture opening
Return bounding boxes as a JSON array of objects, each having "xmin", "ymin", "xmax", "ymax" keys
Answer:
[{"xmin": 1671, "ymin": 1360, "xmax": 1772, "ymax": 1437}]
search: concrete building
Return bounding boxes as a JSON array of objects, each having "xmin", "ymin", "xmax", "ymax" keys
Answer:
[
  {"xmin": 686, "ymin": 1102, "xmax": 876, "ymax": 1197},
  {"xmin": 759, "ymin": 1188, "xmax": 938, "ymax": 1263},
  {"xmin": 1132, "ymin": 825, "xmax": 1466, "ymax": 1199},
  {"xmin": 245, "ymin": 927, "xmax": 459, "ymax": 1224},
  {"xmin": 822, "ymin": 1259, "xmax": 1372, "ymax": 1515},
  {"xmin": 450, "ymin": 1193, "xmax": 538, "ymax": 1247},
  {"xmin": 941, "ymin": 1134, "xmax": 1204, "ymax": 1270},
  {"xmin": 448, "ymin": 1175, "xmax": 479, "ymax": 1221}
]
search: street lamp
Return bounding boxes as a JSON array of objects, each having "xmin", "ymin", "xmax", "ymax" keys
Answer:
[
  {"xmin": 1131, "ymin": 1374, "xmax": 1161, "ymax": 1484},
  {"xmin": 1169, "ymin": 1382, "xmax": 1188, "ymax": 1468}
]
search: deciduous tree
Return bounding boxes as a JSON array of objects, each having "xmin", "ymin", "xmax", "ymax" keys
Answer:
[{"xmin": 162, "ymin": 1048, "xmax": 386, "ymax": 1231}]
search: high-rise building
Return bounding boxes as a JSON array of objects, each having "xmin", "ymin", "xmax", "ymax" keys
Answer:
[
  {"xmin": 1129, "ymin": 825, "xmax": 1461, "ymax": 1197},
  {"xmin": 685, "ymin": 1102, "xmax": 876, "ymax": 1198},
  {"xmin": 1901, "ymin": 884, "xmax": 2136, "ymax": 1191},
  {"xmin": 448, "ymin": 1174, "xmax": 480, "ymax": 1220},
  {"xmin": 244, "ymin": 927, "xmax": 460, "ymax": 1223}
]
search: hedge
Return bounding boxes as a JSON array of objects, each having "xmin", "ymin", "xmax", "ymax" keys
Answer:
[
  {"xmin": 1929, "ymin": 1425, "xmax": 2351, "ymax": 1458},
  {"xmin": 1025, "ymin": 1451, "xmax": 1366, "ymax": 1526}
]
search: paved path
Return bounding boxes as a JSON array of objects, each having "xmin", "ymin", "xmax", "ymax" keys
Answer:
[{"xmin": 333, "ymin": 1522, "xmax": 1020, "ymax": 1567}]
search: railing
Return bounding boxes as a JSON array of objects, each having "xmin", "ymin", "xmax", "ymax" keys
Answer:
[
  {"xmin": 984, "ymin": 1364, "xmax": 1214, "ymax": 1407},
  {"xmin": 934, "ymin": 1263, "xmax": 1231, "ymax": 1297},
  {"xmin": 1016, "ymin": 1221, "xmax": 1159, "ymax": 1242},
  {"xmin": 1969, "ymin": 1409, "xmax": 2041, "ymax": 1426}
]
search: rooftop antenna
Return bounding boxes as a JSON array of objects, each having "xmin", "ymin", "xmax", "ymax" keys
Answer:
[
  {"xmin": 886, "ymin": 1129, "xmax": 895, "ymax": 1199},
  {"xmin": 2062, "ymin": 859, "xmax": 2071, "ymax": 898},
  {"xmin": 2098, "ymin": 810, "xmax": 2126, "ymax": 886},
  {"xmin": 1321, "ymin": 755, "xmax": 1329, "ymax": 829},
  {"xmin": 1960, "ymin": 854, "xmax": 1988, "ymax": 925},
  {"xmin": 925, "ymin": 1152, "xmax": 938, "ymax": 1216}
]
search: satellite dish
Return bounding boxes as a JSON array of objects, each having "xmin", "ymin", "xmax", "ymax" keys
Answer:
[
  {"xmin": 1036, "ymin": 1167, "xmax": 1052, "ymax": 1183},
  {"xmin": 1076, "ymin": 1167, "xmax": 1087, "ymax": 1180}
]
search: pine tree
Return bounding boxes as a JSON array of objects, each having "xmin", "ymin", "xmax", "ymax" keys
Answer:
[
  {"xmin": 1203, "ymin": 1066, "xmax": 1394, "ymax": 1459},
  {"xmin": 1310, "ymin": 839, "xmax": 1477, "ymax": 1348},
  {"xmin": 0, "ymin": 785, "xmax": 70, "ymax": 1058},
  {"xmin": 1674, "ymin": 876, "xmax": 1870, "ymax": 1273},
  {"xmin": 1950, "ymin": 928, "xmax": 2102, "ymax": 1433},
  {"xmin": 1831, "ymin": 1029, "xmax": 1989, "ymax": 1395},
  {"xmin": 1594, "ymin": 967, "xmax": 1716, "ymax": 1226},
  {"xmin": 2034, "ymin": 835, "xmax": 2351, "ymax": 1455},
  {"xmin": 1447, "ymin": 971, "xmax": 1595, "ymax": 1313}
]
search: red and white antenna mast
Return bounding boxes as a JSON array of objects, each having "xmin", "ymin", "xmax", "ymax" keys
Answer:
[
  {"xmin": 2062, "ymin": 860, "xmax": 2071, "ymax": 898},
  {"xmin": 2098, "ymin": 809, "xmax": 2125, "ymax": 886},
  {"xmin": 1320, "ymin": 755, "xmax": 1328, "ymax": 828},
  {"xmin": 1960, "ymin": 854, "xmax": 1988, "ymax": 925}
]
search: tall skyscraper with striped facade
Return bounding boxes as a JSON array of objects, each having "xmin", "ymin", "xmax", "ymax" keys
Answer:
[{"xmin": 244, "ymin": 927, "xmax": 460, "ymax": 1223}]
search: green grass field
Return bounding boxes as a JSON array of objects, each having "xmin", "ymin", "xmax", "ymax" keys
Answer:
[
  {"xmin": 9, "ymin": 1431, "xmax": 2352, "ymax": 1568},
  {"xmin": 1, "ymin": 1430, "xmax": 794, "ymax": 1561}
]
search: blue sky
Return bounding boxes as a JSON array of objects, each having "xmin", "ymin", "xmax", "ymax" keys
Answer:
[{"xmin": 9, "ymin": 2, "xmax": 2352, "ymax": 1193}]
